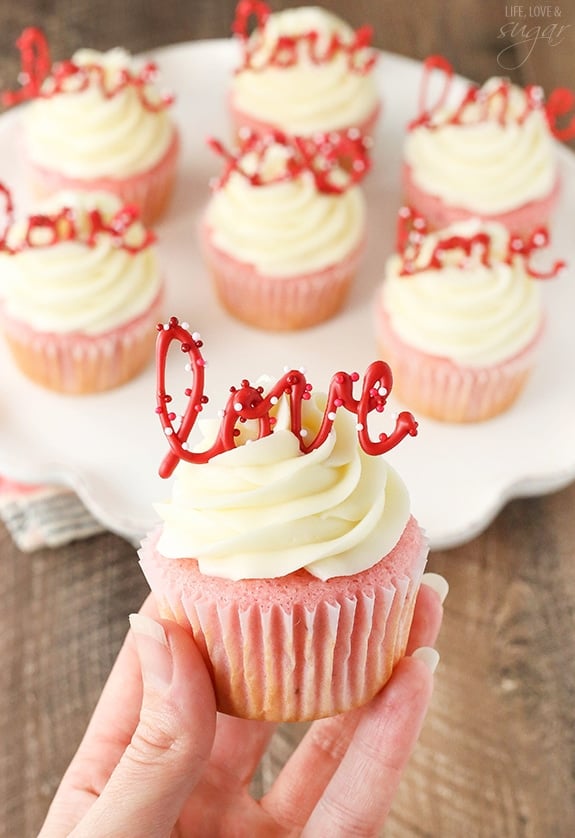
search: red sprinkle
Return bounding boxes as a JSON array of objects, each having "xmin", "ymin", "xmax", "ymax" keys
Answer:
[{"xmin": 155, "ymin": 318, "xmax": 418, "ymax": 478}]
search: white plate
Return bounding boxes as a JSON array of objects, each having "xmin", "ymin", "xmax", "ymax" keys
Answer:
[{"xmin": 1, "ymin": 40, "xmax": 574, "ymax": 550}]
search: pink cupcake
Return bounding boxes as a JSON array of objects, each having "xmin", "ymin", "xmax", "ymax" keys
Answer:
[
  {"xmin": 402, "ymin": 55, "xmax": 575, "ymax": 235},
  {"xmin": 229, "ymin": 2, "xmax": 380, "ymax": 143},
  {"xmin": 3, "ymin": 28, "xmax": 179, "ymax": 226},
  {"xmin": 0, "ymin": 187, "xmax": 164, "ymax": 394},
  {"xmin": 374, "ymin": 207, "xmax": 565, "ymax": 422},
  {"xmin": 201, "ymin": 130, "xmax": 370, "ymax": 330},
  {"xmin": 138, "ymin": 317, "xmax": 425, "ymax": 721}
]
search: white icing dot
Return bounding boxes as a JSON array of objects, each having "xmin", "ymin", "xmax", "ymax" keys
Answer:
[
  {"xmin": 270, "ymin": 396, "xmax": 279, "ymax": 405},
  {"xmin": 300, "ymin": 428, "xmax": 308, "ymax": 437},
  {"xmin": 234, "ymin": 402, "xmax": 243, "ymax": 411},
  {"xmin": 164, "ymin": 427, "xmax": 173, "ymax": 436},
  {"xmin": 184, "ymin": 363, "xmax": 192, "ymax": 372},
  {"xmin": 328, "ymin": 411, "xmax": 337, "ymax": 420},
  {"xmin": 356, "ymin": 422, "xmax": 364, "ymax": 431}
]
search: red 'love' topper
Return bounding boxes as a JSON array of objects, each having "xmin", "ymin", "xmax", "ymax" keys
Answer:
[
  {"xmin": 208, "ymin": 128, "xmax": 371, "ymax": 195},
  {"xmin": 409, "ymin": 54, "xmax": 575, "ymax": 141},
  {"xmin": 2, "ymin": 27, "xmax": 174, "ymax": 113},
  {"xmin": 395, "ymin": 206, "xmax": 565, "ymax": 280},
  {"xmin": 155, "ymin": 317, "xmax": 418, "ymax": 478},
  {"xmin": 0, "ymin": 183, "xmax": 155, "ymax": 255},
  {"xmin": 232, "ymin": 0, "xmax": 376, "ymax": 75}
]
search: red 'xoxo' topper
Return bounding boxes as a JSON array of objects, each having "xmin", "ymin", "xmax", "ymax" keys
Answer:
[
  {"xmin": 0, "ymin": 183, "xmax": 155, "ymax": 255},
  {"xmin": 232, "ymin": 0, "xmax": 376, "ymax": 75},
  {"xmin": 207, "ymin": 128, "xmax": 371, "ymax": 195},
  {"xmin": 2, "ymin": 27, "xmax": 174, "ymax": 112},
  {"xmin": 395, "ymin": 206, "xmax": 565, "ymax": 280},
  {"xmin": 155, "ymin": 317, "xmax": 418, "ymax": 478},
  {"xmin": 409, "ymin": 54, "xmax": 575, "ymax": 141}
]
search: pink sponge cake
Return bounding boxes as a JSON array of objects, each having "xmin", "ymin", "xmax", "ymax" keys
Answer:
[
  {"xmin": 402, "ymin": 55, "xmax": 575, "ymax": 235},
  {"xmin": 138, "ymin": 317, "xmax": 426, "ymax": 721}
]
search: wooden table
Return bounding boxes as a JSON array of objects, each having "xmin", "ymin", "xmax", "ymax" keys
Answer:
[{"xmin": 1, "ymin": 2, "xmax": 574, "ymax": 836}]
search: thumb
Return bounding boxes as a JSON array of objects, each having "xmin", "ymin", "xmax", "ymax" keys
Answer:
[{"xmin": 71, "ymin": 613, "xmax": 216, "ymax": 838}]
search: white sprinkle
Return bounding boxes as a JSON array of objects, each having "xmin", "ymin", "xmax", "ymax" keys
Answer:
[
  {"xmin": 328, "ymin": 411, "xmax": 337, "ymax": 420},
  {"xmin": 185, "ymin": 363, "xmax": 192, "ymax": 372},
  {"xmin": 191, "ymin": 330, "xmax": 200, "ymax": 340},
  {"xmin": 356, "ymin": 422, "xmax": 364, "ymax": 431},
  {"xmin": 270, "ymin": 396, "xmax": 279, "ymax": 405},
  {"xmin": 300, "ymin": 428, "xmax": 308, "ymax": 437},
  {"xmin": 182, "ymin": 442, "xmax": 189, "ymax": 451},
  {"xmin": 234, "ymin": 402, "xmax": 243, "ymax": 411},
  {"xmin": 163, "ymin": 322, "xmax": 170, "ymax": 330},
  {"xmin": 164, "ymin": 427, "xmax": 173, "ymax": 436}
]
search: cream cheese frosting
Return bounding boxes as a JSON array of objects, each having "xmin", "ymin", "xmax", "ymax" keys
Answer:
[
  {"xmin": 155, "ymin": 387, "xmax": 410, "ymax": 581},
  {"xmin": 23, "ymin": 48, "xmax": 175, "ymax": 178},
  {"xmin": 0, "ymin": 191, "xmax": 162, "ymax": 335},
  {"xmin": 204, "ymin": 143, "xmax": 365, "ymax": 277},
  {"xmin": 404, "ymin": 78, "xmax": 556, "ymax": 213},
  {"xmin": 380, "ymin": 218, "xmax": 543, "ymax": 367},
  {"xmin": 231, "ymin": 6, "xmax": 379, "ymax": 134}
]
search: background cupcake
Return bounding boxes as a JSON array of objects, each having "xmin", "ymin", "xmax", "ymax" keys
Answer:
[
  {"xmin": 139, "ymin": 318, "xmax": 425, "ymax": 721},
  {"xmin": 201, "ymin": 129, "xmax": 370, "ymax": 330},
  {"xmin": 229, "ymin": 2, "xmax": 380, "ymax": 142},
  {"xmin": 374, "ymin": 208, "xmax": 565, "ymax": 422},
  {"xmin": 0, "ymin": 188, "xmax": 164, "ymax": 394},
  {"xmin": 3, "ymin": 28, "xmax": 179, "ymax": 225},
  {"xmin": 401, "ymin": 55, "xmax": 574, "ymax": 235}
]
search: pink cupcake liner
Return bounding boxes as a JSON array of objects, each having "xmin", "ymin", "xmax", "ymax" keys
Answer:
[
  {"xmin": 374, "ymin": 301, "xmax": 544, "ymax": 422},
  {"xmin": 201, "ymin": 225, "xmax": 365, "ymax": 330},
  {"xmin": 401, "ymin": 163, "xmax": 561, "ymax": 236},
  {"xmin": 139, "ymin": 516, "xmax": 428, "ymax": 722},
  {"xmin": 1, "ymin": 286, "xmax": 164, "ymax": 394},
  {"xmin": 25, "ymin": 129, "xmax": 180, "ymax": 226}
]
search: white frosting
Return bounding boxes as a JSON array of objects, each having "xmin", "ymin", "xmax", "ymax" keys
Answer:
[
  {"xmin": 205, "ymin": 143, "xmax": 365, "ymax": 277},
  {"xmin": 405, "ymin": 78, "xmax": 556, "ymax": 213},
  {"xmin": 231, "ymin": 6, "xmax": 379, "ymax": 134},
  {"xmin": 381, "ymin": 219, "xmax": 543, "ymax": 367},
  {"xmin": 0, "ymin": 192, "xmax": 162, "ymax": 334},
  {"xmin": 23, "ymin": 48, "xmax": 175, "ymax": 178},
  {"xmin": 155, "ymin": 389, "xmax": 410, "ymax": 581}
]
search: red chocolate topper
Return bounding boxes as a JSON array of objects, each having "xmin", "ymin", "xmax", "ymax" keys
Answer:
[
  {"xmin": 409, "ymin": 54, "xmax": 575, "ymax": 142},
  {"xmin": 155, "ymin": 317, "xmax": 418, "ymax": 478},
  {"xmin": 2, "ymin": 27, "xmax": 174, "ymax": 112}
]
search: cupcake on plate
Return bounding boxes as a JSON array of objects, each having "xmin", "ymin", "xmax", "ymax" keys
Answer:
[
  {"xmin": 0, "ymin": 187, "xmax": 164, "ymax": 394},
  {"xmin": 3, "ymin": 28, "xmax": 179, "ymax": 225},
  {"xmin": 229, "ymin": 1, "xmax": 380, "ymax": 142},
  {"xmin": 201, "ymin": 129, "xmax": 370, "ymax": 330},
  {"xmin": 402, "ymin": 55, "xmax": 575, "ymax": 235},
  {"xmin": 374, "ymin": 207, "xmax": 565, "ymax": 423},
  {"xmin": 138, "ymin": 317, "xmax": 425, "ymax": 721}
]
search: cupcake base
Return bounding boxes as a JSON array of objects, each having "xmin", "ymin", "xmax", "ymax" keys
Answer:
[
  {"xmin": 375, "ymin": 301, "xmax": 544, "ymax": 423},
  {"xmin": 401, "ymin": 163, "xmax": 561, "ymax": 236},
  {"xmin": 138, "ymin": 516, "xmax": 428, "ymax": 722}
]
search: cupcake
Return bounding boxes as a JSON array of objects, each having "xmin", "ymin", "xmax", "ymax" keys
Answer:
[
  {"xmin": 201, "ymin": 129, "xmax": 370, "ymax": 330},
  {"xmin": 229, "ymin": 2, "xmax": 380, "ymax": 142},
  {"xmin": 0, "ymin": 187, "xmax": 164, "ymax": 394},
  {"xmin": 374, "ymin": 207, "xmax": 565, "ymax": 423},
  {"xmin": 3, "ymin": 28, "xmax": 179, "ymax": 225},
  {"xmin": 138, "ymin": 317, "xmax": 425, "ymax": 721},
  {"xmin": 402, "ymin": 55, "xmax": 574, "ymax": 235}
]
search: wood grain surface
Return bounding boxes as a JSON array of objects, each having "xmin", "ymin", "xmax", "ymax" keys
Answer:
[{"xmin": 1, "ymin": 2, "xmax": 575, "ymax": 836}]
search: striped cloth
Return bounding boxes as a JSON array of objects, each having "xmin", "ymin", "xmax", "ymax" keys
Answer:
[{"xmin": 0, "ymin": 476, "xmax": 105, "ymax": 551}]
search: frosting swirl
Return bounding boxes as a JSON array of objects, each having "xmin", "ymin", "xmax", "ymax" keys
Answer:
[
  {"xmin": 404, "ymin": 78, "xmax": 557, "ymax": 213},
  {"xmin": 155, "ymin": 388, "xmax": 410, "ymax": 581},
  {"xmin": 23, "ymin": 48, "xmax": 175, "ymax": 178},
  {"xmin": 0, "ymin": 192, "xmax": 162, "ymax": 334},
  {"xmin": 231, "ymin": 6, "xmax": 379, "ymax": 134},
  {"xmin": 204, "ymin": 143, "xmax": 365, "ymax": 276},
  {"xmin": 380, "ymin": 218, "xmax": 543, "ymax": 367}
]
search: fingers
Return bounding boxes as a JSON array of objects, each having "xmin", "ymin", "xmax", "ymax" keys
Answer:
[{"xmin": 405, "ymin": 571, "xmax": 448, "ymax": 654}]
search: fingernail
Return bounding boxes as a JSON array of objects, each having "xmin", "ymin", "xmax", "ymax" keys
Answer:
[
  {"xmin": 421, "ymin": 572, "xmax": 449, "ymax": 604},
  {"xmin": 129, "ymin": 613, "xmax": 173, "ymax": 692},
  {"xmin": 412, "ymin": 646, "xmax": 440, "ymax": 674}
]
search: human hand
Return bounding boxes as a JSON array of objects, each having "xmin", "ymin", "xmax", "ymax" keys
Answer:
[{"xmin": 38, "ymin": 573, "xmax": 447, "ymax": 838}]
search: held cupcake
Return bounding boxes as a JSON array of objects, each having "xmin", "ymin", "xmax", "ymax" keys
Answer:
[
  {"xmin": 402, "ymin": 55, "xmax": 575, "ymax": 235},
  {"xmin": 201, "ymin": 129, "xmax": 370, "ymax": 330},
  {"xmin": 0, "ymin": 187, "xmax": 164, "ymax": 394},
  {"xmin": 229, "ymin": 1, "xmax": 380, "ymax": 142},
  {"xmin": 3, "ymin": 28, "xmax": 179, "ymax": 225},
  {"xmin": 374, "ymin": 207, "xmax": 565, "ymax": 423},
  {"xmin": 138, "ymin": 317, "xmax": 425, "ymax": 722}
]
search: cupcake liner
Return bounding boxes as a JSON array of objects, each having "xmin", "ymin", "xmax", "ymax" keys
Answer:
[
  {"xmin": 1, "ymin": 287, "xmax": 164, "ymax": 394},
  {"xmin": 26, "ymin": 129, "xmax": 180, "ymax": 227},
  {"xmin": 401, "ymin": 163, "xmax": 561, "ymax": 236},
  {"xmin": 201, "ymin": 226, "xmax": 365, "ymax": 331},
  {"xmin": 375, "ymin": 301, "xmax": 544, "ymax": 422},
  {"xmin": 138, "ymin": 517, "xmax": 428, "ymax": 722}
]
